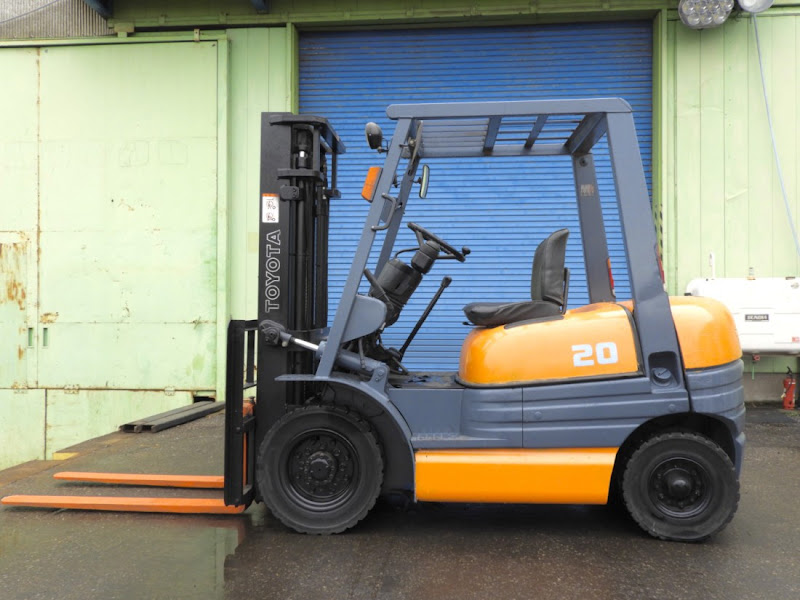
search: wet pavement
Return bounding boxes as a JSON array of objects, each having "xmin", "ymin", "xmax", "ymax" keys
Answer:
[{"xmin": 1, "ymin": 407, "xmax": 799, "ymax": 600}]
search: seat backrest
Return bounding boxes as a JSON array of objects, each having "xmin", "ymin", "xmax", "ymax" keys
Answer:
[{"xmin": 530, "ymin": 228, "xmax": 569, "ymax": 305}]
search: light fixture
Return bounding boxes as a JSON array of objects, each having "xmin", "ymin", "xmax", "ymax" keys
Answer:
[
  {"xmin": 678, "ymin": 0, "xmax": 734, "ymax": 29},
  {"xmin": 738, "ymin": 0, "xmax": 773, "ymax": 13}
]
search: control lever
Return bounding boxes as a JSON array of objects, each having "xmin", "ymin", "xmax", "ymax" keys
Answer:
[{"xmin": 398, "ymin": 276, "xmax": 452, "ymax": 359}]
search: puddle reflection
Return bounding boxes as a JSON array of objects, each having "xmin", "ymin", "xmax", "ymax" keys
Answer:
[{"xmin": 0, "ymin": 508, "xmax": 251, "ymax": 600}]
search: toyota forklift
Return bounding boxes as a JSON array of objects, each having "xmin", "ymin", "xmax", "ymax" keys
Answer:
[{"xmin": 3, "ymin": 99, "xmax": 745, "ymax": 542}]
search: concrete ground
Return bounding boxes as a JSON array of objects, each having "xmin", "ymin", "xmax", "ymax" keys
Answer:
[{"xmin": 1, "ymin": 406, "xmax": 798, "ymax": 600}]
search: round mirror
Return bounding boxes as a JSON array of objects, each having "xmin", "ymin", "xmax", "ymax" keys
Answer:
[
  {"xmin": 365, "ymin": 122, "xmax": 383, "ymax": 150},
  {"xmin": 738, "ymin": 0, "xmax": 773, "ymax": 13}
]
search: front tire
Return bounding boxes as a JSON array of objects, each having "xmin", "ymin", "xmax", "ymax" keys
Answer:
[
  {"xmin": 622, "ymin": 432, "xmax": 739, "ymax": 542},
  {"xmin": 256, "ymin": 405, "xmax": 383, "ymax": 535}
]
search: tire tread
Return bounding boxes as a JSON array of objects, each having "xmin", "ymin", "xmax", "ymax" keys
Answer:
[
  {"xmin": 622, "ymin": 431, "xmax": 739, "ymax": 542},
  {"xmin": 257, "ymin": 404, "xmax": 384, "ymax": 535}
]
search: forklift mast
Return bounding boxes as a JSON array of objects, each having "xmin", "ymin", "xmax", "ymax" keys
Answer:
[{"xmin": 224, "ymin": 114, "xmax": 344, "ymax": 506}]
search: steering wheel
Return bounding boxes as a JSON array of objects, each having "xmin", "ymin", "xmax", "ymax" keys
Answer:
[{"xmin": 408, "ymin": 222, "xmax": 467, "ymax": 262}]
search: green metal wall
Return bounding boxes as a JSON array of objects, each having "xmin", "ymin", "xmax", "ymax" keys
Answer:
[
  {"xmin": 0, "ymin": 29, "xmax": 294, "ymax": 469},
  {"xmin": 666, "ymin": 12, "xmax": 800, "ymax": 287}
]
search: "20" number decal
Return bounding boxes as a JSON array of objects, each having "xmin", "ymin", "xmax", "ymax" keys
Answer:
[{"xmin": 572, "ymin": 342, "xmax": 619, "ymax": 367}]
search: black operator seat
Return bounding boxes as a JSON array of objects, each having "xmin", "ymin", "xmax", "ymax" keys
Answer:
[{"xmin": 463, "ymin": 229, "xmax": 570, "ymax": 328}]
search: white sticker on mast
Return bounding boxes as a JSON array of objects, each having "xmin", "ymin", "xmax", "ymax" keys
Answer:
[{"xmin": 262, "ymin": 194, "xmax": 280, "ymax": 223}]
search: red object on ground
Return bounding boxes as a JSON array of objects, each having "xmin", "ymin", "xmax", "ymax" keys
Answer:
[{"xmin": 782, "ymin": 369, "xmax": 796, "ymax": 410}]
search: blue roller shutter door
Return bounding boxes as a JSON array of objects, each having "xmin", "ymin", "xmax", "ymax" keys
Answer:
[{"xmin": 300, "ymin": 23, "xmax": 652, "ymax": 370}]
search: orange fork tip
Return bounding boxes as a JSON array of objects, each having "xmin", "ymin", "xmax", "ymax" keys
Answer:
[
  {"xmin": 53, "ymin": 471, "xmax": 225, "ymax": 489},
  {"xmin": 1, "ymin": 495, "xmax": 246, "ymax": 515}
]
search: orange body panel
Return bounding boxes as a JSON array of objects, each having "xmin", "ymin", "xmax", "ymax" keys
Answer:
[
  {"xmin": 53, "ymin": 472, "xmax": 224, "ymax": 489},
  {"xmin": 459, "ymin": 303, "xmax": 640, "ymax": 385},
  {"xmin": 415, "ymin": 448, "xmax": 617, "ymax": 504},
  {"xmin": 0, "ymin": 495, "xmax": 245, "ymax": 514},
  {"xmin": 619, "ymin": 296, "xmax": 741, "ymax": 369},
  {"xmin": 667, "ymin": 296, "xmax": 742, "ymax": 369}
]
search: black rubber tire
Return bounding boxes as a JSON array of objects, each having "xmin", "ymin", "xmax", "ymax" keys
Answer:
[
  {"xmin": 256, "ymin": 405, "xmax": 383, "ymax": 535},
  {"xmin": 622, "ymin": 432, "xmax": 739, "ymax": 542}
]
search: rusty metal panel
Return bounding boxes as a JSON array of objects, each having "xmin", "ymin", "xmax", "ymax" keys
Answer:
[
  {"xmin": 0, "ymin": 49, "xmax": 38, "ymax": 391},
  {"xmin": 0, "ymin": 235, "xmax": 32, "ymax": 389},
  {"xmin": 0, "ymin": 49, "xmax": 38, "ymax": 393},
  {"xmin": 36, "ymin": 42, "xmax": 219, "ymax": 390},
  {"xmin": 0, "ymin": 0, "xmax": 111, "ymax": 40}
]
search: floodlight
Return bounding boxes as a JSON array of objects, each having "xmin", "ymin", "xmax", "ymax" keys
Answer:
[{"xmin": 678, "ymin": 0, "xmax": 734, "ymax": 29}]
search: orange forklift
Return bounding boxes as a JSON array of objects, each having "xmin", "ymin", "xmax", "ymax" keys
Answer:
[{"xmin": 3, "ymin": 99, "xmax": 745, "ymax": 542}]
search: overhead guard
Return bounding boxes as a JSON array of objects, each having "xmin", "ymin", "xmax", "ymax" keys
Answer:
[{"xmin": 386, "ymin": 97, "xmax": 634, "ymax": 119}]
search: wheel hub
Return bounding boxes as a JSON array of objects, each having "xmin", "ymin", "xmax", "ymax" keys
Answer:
[
  {"xmin": 285, "ymin": 429, "xmax": 358, "ymax": 508},
  {"xmin": 309, "ymin": 452, "xmax": 336, "ymax": 481},
  {"xmin": 665, "ymin": 472, "xmax": 693, "ymax": 499},
  {"xmin": 649, "ymin": 457, "xmax": 711, "ymax": 518}
]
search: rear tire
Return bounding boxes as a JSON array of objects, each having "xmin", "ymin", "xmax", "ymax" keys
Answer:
[
  {"xmin": 256, "ymin": 405, "xmax": 383, "ymax": 535},
  {"xmin": 622, "ymin": 432, "xmax": 739, "ymax": 542}
]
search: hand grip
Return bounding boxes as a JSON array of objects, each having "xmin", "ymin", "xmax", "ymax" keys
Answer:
[{"xmin": 371, "ymin": 194, "xmax": 399, "ymax": 232}]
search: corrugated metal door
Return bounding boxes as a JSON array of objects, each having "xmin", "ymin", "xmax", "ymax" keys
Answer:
[{"xmin": 300, "ymin": 23, "xmax": 652, "ymax": 370}]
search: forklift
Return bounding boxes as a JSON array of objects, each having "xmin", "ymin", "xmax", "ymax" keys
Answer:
[{"xmin": 3, "ymin": 99, "xmax": 745, "ymax": 542}]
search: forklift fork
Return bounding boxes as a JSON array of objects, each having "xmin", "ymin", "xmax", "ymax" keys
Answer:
[
  {"xmin": 1, "ymin": 321, "xmax": 258, "ymax": 516},
  {"xmin": 1, "ymin": 472, "xmax": 243, "ymax": 515},
  {"xmin": 1, "ymin": 495, "xmax": 245, "ymax": 515}
]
